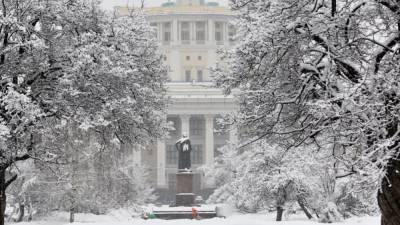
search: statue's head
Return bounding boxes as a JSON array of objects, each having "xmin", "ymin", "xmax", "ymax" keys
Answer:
[{"xmin": 182, "ymin": 132, "xmax": 188, "ymax": 138}]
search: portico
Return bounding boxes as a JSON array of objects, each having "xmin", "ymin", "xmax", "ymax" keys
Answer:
[{"xmin": 156, "ymin": 82, "xmax": 237, "ymax": 190}]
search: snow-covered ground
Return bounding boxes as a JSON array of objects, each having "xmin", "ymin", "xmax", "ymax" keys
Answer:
[{"xmin": 10, "ymin": 208, "xmax": 380, "ymax": 225}]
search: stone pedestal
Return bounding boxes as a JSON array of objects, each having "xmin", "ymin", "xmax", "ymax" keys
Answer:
[
  {"xmin": 176, "ymin": 172, "xmax": 193, "ymax": 193},
  {"xmin": 175, "ymin": 193, "xmax": 195, "ymax": 206},
  {"xmin": 175, "ymin": 172, "xmax": 196, "ymax": 206}
]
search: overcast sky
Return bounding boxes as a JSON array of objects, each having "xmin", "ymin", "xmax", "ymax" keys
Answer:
[{"xmin": 100, "ymin": 0, "xmax": 228, "ymax": 11}]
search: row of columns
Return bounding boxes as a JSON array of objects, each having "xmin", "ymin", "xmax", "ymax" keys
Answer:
[
  {"xmin": 155, "ymin": 114, "xmax": 237, "ymax": 187},
  {"xmin": 204, "ymin": 115, "xmax": 214, "ymax": 167},
  {"xmin": 158, "ymin": 19, "xmax": 229, "ymax": 46}
]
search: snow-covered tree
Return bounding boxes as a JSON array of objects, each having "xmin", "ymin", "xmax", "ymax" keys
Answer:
[
  {"xmin": 214, "ymin": 0, "xmax": 399, "ymax": 224},
  {"xmin": 0, "ymin": 1, "xmax": 168, "ymax": 224},
  {"xmin": 23, "ymin": 122, "xmax": 156, "ymax": 219},
  {"xmin": 206, "ymin": 141, "xmax": 376, "ymax": 222}
]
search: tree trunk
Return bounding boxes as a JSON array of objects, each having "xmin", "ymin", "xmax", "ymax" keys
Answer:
[
  {"xmin": 276, "ymin": 206, "xmax": 284, "ymax": 221},
  {"xmin": 312, "ymin": 208, "xmax": 320, "ymax": 218},
  {"xmin": 378, "ymin": 156, "xmax": 400, "ymax": 225},
  {"xmin": 17, "ymin": 203, "xmax": 24, "ymax": 222},
  {"xmin": 0, "ymin": 169, "xmax": 6, "ymax": 225},
  {"xmin": 69, "ymin": 208, "xmax": 74, "ymax": 223},
  {"xmin": 297, "ymin": 198, "xmax": 313, "ymax": 219},
  {"xmin": 27, "ymin": 201, "xmax": 32, "ymax": 221},
  {"xmin": 68, "ymin": 122, "xmax": 77, "ymax": 223}
]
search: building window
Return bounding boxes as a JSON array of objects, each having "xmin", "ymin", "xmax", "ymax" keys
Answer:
[
  {"xmin": 180, "ymin": 21, "xmax": 190, "ymax": 44},
  {"xmin": 186, "ymin": 55, "xmax": 190, "ymax": 61},
  {"xmin": 195, "ymin": 21, "xmax": 206, "ymax": 44},
  {"xmin": 228, "ymin": 24, "xmax": 236, "ymax": 43},
  {"xmin": 185, "ymin": 70, "xmax": 191, "ymax": 82},
  {"xmin": 190, "ymin": 117, "xmax": 203, "ymax": 136},
  {"xmin": 163, "ymin": 55, "xmax": 167, "ymax": 61},
  {"xmin": 162, "ymin": 22, "xmax": 171, "ymax": 43},
  {"xmin": 166, "ymin": 145, "xmax": 178, "ymax": 165},
  {"xmin": 197, "ymin": 70, "xmax": 203, "ymax": 82},
  {"xmin": 215, "ymin": 21, "xmax": 224, "ymax": 44},
  {"xmin": 191, "ymin": 145, "xmax": 203, "ymax": 164},
  {"xmin": 150, "ymin": 22, "xmax": 158, "ymax": 39},
  {"xmin": 198, "ymin": 55, "xmax": 202, "ymax": 60}
]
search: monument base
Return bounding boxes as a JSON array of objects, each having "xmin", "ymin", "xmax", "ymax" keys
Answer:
[
  {"xmin": 176, "ymin": 172, "xmax": 194, "ymax": 193},
  {"xmin": 152, "ymin": 205, "xmax": 218, "ymax": 220},
  {"xmin": 176, "ymin": 172, "xmax": 195, "ymax": 206},
  {"xmin": 175, "ymin": 193, "xmax": 195, "ymax": 206}
]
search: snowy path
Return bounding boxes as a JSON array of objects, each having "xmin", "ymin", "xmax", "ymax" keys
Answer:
[{"xmin": 11, "ymin": 211, "xmax": 380, "ymax": 225}]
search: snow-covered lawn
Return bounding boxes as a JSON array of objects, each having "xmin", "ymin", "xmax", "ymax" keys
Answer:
[{"xmin": 11, "ymin": 210, "xmax": 380, "ymax": 225}]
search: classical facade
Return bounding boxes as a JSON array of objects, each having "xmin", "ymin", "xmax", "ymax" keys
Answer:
[{"xmin": 117, "ymin": 0, "xmax": 237, "ymax": 200}]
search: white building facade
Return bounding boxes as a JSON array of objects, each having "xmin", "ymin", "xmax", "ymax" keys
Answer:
[{"xmin": 117, "ymin": 0, "xmax": 237, "ymax": 199}]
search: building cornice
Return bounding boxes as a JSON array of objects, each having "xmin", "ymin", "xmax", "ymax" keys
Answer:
[{"xmin": 115, "ymin": 5, "xmax": 235, "ymax": 17}]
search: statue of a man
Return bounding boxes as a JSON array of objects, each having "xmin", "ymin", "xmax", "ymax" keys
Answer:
[{"xmin": 175, "ymin": 133, "xmax": 192, "ymax": 171}]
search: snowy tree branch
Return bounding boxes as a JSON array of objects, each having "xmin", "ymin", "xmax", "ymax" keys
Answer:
[
  {"xmin": 374, "ymin": 35, "xmax": 400, "ymax": 73},
  {"xmin": 5, "ymin": 174, "xmax": 17, "ymax": 189},
  {"xmin": 376, "ymin": 0, "xmax": 399, "ymax": 12}
]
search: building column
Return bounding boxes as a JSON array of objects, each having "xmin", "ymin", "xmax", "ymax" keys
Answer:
[
  {"xmin": 156, "ymin": 139, "xmax": 166, "ymax": 187},
  {"xmin": 204, "ymin": 114, "xmax": 214, "ymax": 166},
  {"xmin": 180, "ymin": 114, "xmax": 190, "ymax": 136},
  {"xmin": 173, "ymin": 19, "xmax": 178, "ymax": 44},
  {"xmin": 224, "ymin": 21, "xmax": 228, "ymax": 43},
  {"xmin": 207, "ymin": 19, "xmax": 213, "ymax": 44}
]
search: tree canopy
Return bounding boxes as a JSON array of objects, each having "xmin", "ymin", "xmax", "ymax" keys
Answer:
[
  {"xmin": 0, "ymin": 1, "xmax": 168, "ymax": 223},
  {"xmin": 213, "ymin": 0, "xmax": 400, "ymax": 223}
]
